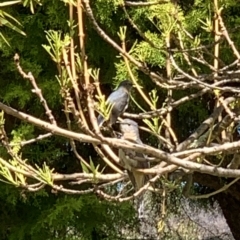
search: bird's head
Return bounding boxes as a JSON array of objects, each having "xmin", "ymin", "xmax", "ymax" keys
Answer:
[
  {"xmin": 119, "ymin": 119, "xmax": 139, "ymax": 137},
  {"xmin": 118, "ymin": 80, "xmax": 133, "ymax": 91}
]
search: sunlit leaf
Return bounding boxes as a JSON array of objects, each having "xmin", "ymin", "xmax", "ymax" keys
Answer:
[{"xmin": 0, "ymin": 0, "xmax": 21, "ymax": 7}]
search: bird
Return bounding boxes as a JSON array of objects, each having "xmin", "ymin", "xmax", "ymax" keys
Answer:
[
  {"xmin": 97, "ymin": 80, "xmax": 133, "ymax": 127},
  {"xmin": 118, "ymin": 119, "xmax": 151, "ymax": 223},
  {"xmin": 118, "ymin": 118, "xmax": 149, "ymax": 191}
]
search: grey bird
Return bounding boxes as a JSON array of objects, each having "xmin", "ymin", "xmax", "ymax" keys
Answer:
[
  {"xmin": 118, "ymin": 119, "xmax": 149, "ymax": 191},
  {"xmin": 118, "ymin": 119, "xmax": 151, "ymax": 224},
  {"xmin": 97, "ymin": 80, "xmax": 133, "ymax": 127}
]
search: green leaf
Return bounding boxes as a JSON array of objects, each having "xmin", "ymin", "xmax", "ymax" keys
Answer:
[
  {"xmin": 0, "ymin": 0, "xmax": 21, "ymax": 7},
  {"xmin": 80, "ymin": 161, "xmax": 89, "ymax": 173}
]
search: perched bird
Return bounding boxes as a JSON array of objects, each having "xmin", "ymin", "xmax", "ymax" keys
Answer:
[
  {"xmin": 119, "ymin": 119, "xmax": 151, "ymax": 223},
  {"xmin": 118, "ymin": 119, "xmax": 149, "ymax": 191},
  {"xmin": 97, "ymin": 80, "xmax": 133, "ymax": 127}
]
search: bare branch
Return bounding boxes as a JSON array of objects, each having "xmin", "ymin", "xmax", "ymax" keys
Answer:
[
  {"xmin": 189, "ymin": 177, "xmax": 240, "ymax": 199},
  {"xmin": 14, "ymin": 54, "xmax": 57, "ymax": 125}
]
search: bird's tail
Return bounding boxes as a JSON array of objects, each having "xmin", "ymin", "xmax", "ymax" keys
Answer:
[{"xmin": 133, "ymin": 170, "xmax": 149, "ymax": 191}]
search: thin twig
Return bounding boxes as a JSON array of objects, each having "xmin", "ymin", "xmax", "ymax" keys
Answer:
[
  {"xmin": 9, "ymin": 133, "xmax": 53, "ymax": 147},
  {"xmin": 14, "ymin": 54, "xmax": 57, "ymax": 125},
  {"xmin": 189, "ymin": 177, "xmax": 240, "ymax": 199}
]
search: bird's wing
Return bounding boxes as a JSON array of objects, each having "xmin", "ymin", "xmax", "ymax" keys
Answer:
[
  {"xmin": 135, "ymin": 139, "xmax": 150, "ymax": 169},
  {"xmin": 119, "ymin": 139, "xmax": 149, "ymax": 190},
  {"xmin": 107, "ymin": 88, "xmax": 127, "ymax": 103},
  {"xmin": 108, "ymin": 89, "xmax": 129, "ymax": 113},
  {"xmin": 132, "ymin": 148, "xmax": 150, "ymax": 190},
  {"xmin": 119, "ymin": 148, "xmax": 138, "ymax": 170},
  {"xmin": 107, "ymin": 89, "xmax": 129, "ymax": 125},
  {"xmin": 97, "ymin": 89, "xmax": 129, "ymax": 126}
]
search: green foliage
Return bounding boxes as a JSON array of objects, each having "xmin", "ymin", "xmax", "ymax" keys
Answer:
[
  {"xmin": 133, "ymin": 32, "xmax": 165, "ymax": 66},
  {"xmin": 11, "ymin": 124, "xmax": 34, "ymax": 142},
  {"xmin": 42, "ymin": 30, "xmax": 71, "ymax": 64},
  {"xmin": 96, "ymin": 93, "xmax": 115, "ymax": 122},
  {"xmin": 35, "ymin": 162, "xmax": 54, "ymax": 185},
  {"xmin": 0, "ymin": 158, "xmax": 27, "ymax": 186},
  {"xmin": 22, "ymin": 0, "xmax": 42, "ymax": 14},
  {"xmin": 0, "ymin": 191, "xmax": 135, "ymax": 240},
  {"xmin": 114, "ymin": 59, "xmax": 136, "ymax": 83},
  {"xmin": 93, "ymin": 0, "xmax": 121, "ymax": 30},
  {"xmin": 0, "ymin": 0, "xmax": 25, "ymax": 46}
]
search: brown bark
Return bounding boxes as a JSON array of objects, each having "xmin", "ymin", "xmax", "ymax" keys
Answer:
[{"xmin": 216, "ymin": 193, "xmax": 240, "ymax": 240}]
